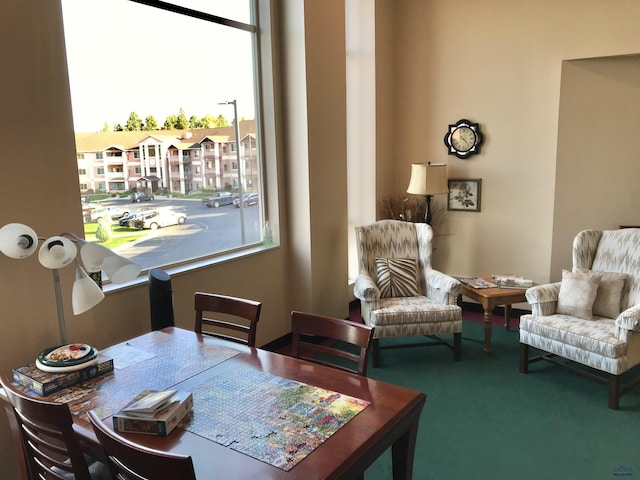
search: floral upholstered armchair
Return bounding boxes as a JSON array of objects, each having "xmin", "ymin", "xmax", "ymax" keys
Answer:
[
  {"xmin": 354, "ymin": 220, "xmax": 462, "ymax": 367},
  {"xmin": 520, "ymin": 228, "xmax": 640, "ymax": 409}
]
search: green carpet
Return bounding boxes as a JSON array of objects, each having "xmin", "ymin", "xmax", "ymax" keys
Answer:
[{"xmin": 363, "ymin": 320, "xmax": 640, "ymax": 480}]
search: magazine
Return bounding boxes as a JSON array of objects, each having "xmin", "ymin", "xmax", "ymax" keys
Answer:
[{"xmin": 458, "ymin": 277, "xmax": 497, "ymax": 289}]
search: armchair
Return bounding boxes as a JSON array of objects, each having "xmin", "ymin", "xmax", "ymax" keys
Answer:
[
  {"xmin": 520, "ymin": 228, "xmax": 640, "ymax": 409},
  {"xmin": 354, "ymin": 220, "xmax": 462, "ymax": 366}
]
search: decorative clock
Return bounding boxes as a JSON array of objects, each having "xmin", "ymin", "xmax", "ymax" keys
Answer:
[{"xmin": 443, "ymin": 119, "xmax": 483, "ymax": 159}]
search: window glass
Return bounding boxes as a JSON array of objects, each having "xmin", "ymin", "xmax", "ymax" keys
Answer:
[{"xmin": 62, "ymin": 0, "xmax": 265, "ymax": 275}]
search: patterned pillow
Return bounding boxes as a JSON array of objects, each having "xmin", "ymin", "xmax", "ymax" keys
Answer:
[
  {"xmin": 375, "ymin": 257, "xmax": 420, "ymax": 298},
  {"xmin": 576, "ymin": 269, "xmax": 627, "ymax": 318},
  {"xmin": 556, "ymin": 269, "xmax": 600, "ymax": 320}
]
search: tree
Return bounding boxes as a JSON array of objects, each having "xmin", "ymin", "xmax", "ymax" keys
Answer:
[
  {"xmin": 176, "ymin": 108, "xmax": 189, "ymax": 129},
  {"xmin": 216, "ymin": 114, "xmax": 229, "ymax": 127},
  {"xmin": 189, "ymin": 115, "xmax": 201, "ymax": 128},
  {"xmin": 102, "ymin": 122, "xmax": 111, "ymax": 132},
  {"xmin": 163, "ymin": 115, "xmax": 178, "ymax": 130},
  {"xmin": 114, "ymin": 123, "xmax": 123, "ymax": 132},
  {"xmin": 124, "ymin": 111, "xmax": 143, "ymax": 131},
  {"xmin": 144, "ymin": 115, "xmax": 158, "ymax": 131}
]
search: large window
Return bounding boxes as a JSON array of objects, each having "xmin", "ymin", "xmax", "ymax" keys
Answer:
[{"xmin": 62, "ymin": 0, "xmax": 270, "ymax": 275}]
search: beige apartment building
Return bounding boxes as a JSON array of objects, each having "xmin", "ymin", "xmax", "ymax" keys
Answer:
[{"xmin": 75, "ymin": 120, "xmax": 258, "ymax": 196}]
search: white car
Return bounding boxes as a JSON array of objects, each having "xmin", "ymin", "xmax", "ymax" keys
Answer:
[
  {"xmin": 139, "ymin": 208, "xmax": 187, "ymax": 230},
  {"xmin": 88, "ymin": 205, "xmax": 130, "ymax": 222}
]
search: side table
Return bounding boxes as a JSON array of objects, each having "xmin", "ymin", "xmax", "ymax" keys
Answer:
[{"xmin": 458, "ymin": 277, "xmax": 530, "ymax": 353}]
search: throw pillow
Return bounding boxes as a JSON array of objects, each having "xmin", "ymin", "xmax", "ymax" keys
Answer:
[
  {"xmin": 375, "ymin": 257, "xmax": 420, "ymax": 298},
  {"xmin": 556, "ymin": 269, "xmax": 600, "ymax": 320},
  {"xmin": 576, "ymin": 269, "xmax": 627, "ymax": 319}
]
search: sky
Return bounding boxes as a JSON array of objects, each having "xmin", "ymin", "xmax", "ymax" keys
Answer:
[{"xmin": 61, "ymin": 0, "xmax": 256, "ymax": 132}]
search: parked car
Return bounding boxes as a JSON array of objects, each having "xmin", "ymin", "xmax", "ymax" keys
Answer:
[
  {"xmin": 233, "ymin": 192, "xmax": 259, "ymax": 208},
  {"xmin": 118, "ymin": 209, "xmax": 154, "ymax": 227},
  {"xmin": 138, "ymin": 208, "xmax": 187, "ymax": 230},
  {"xmin": 131, "ymin": 191, "xmax": 155, "ymax": 203},
  {"xmin": 202, "ymin": 191, "xmax": 234, "ymax": 208},
  {"xmin": 89, "ymin": 206, "xmax": 130, "ymax": 222}
]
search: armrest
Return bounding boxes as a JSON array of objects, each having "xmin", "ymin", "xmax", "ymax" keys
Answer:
[
  {"xmin": 615, "ymin": 305, "xmax": 640, "ymax": 332},
  {"xmin": 354, "ymin": 273, "xmax": 380, "ymax": 302},
  {"xmin": 525, "ymin": 282, "xmax": 561, "ymax": 316},
  {"xmin": 425, "ymin": 269, "xmax": 461, "ymax": 305}
]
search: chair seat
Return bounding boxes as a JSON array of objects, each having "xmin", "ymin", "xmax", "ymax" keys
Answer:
[
  {"xmin": 520, "ymin": 314, "xmax": 625, "ymax": 360},
  {"xmin": 370, "ymin": 296, "xmax": 462, "ymax": 338}
]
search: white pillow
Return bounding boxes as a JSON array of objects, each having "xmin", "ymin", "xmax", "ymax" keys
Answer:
[
  {"xmin": 375, "ymin": 257, "xmax": 420, "ymax": 298},
  {"xmin": 576, "ymin": 269, "xmax": 627, "ymax": 319},
  {"xmin": 556, "ymin": 269, "xmax": 600, "ymax": 320}
]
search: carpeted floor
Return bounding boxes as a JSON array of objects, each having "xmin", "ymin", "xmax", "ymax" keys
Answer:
[{"xmin": 359, "ymin": 310, "xmax": 640, "ymax": 480}]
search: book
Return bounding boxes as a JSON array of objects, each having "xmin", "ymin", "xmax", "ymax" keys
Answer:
[
  {"xmin": 458, "ymin": 277, "xmax": 498, "ymax": 289},
  {"xmin": 491, "ymin": 275, "xmax": 533, "ymax": 289},
  {"xmin": 113, "ymin": 390, "xmax": 193, "ymax": 436},
  {"xmin": 123, "ymin": 389, "xmax": 178, "ymax": 417},
  {"xmin": 12, "ymin": 355, "xmax": 114, "ymax": 397}
]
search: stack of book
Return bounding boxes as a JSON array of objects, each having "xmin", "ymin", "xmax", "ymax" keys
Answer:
[
  {"xmin": 12, "ymin": 355, "xmax": 114, "ymax": 396},
  {"xmin": 112, "ymin": 389, "xmax": 193, "ymax": 436}
]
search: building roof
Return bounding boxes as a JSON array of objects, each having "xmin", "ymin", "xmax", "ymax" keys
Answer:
[{"xmin": 74, "ymin": 119, "xmax": 256, "ymax": 152}]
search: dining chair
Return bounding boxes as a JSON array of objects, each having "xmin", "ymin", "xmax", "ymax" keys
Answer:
[
  {"xmin": 0, "ymin": 375, "xmax": 109, "ymax": 480},
  {"xmin": 194, "ymin": 292, "xmax": 262, "ymax": 347},
  {"xmin": 290, "ymin": 311, "xmax": 375, "ymax": 376},
  {"xmin": 88, "ymin": 410, "xmax": 196, "ymax": 480}
]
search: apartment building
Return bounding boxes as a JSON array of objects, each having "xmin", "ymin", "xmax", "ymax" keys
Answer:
[{"xmin": 75, "ymin": 120, "xmax": 258, "ymax": 195}]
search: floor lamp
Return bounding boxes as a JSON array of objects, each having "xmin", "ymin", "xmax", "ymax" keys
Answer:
[
  {"xmin": 0, "ymin": 223, "xmax": 141, "ymax": 351},
  {"xmin": 406, "ymin": 162, "xmax": 449, "ymax": 225}
]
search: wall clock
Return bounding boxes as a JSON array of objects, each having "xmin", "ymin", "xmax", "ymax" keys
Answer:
[{"xmin": 443, "ymin": 119, "xmax": 483, "ymax": 159}]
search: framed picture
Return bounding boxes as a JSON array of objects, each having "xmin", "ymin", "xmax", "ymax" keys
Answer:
[{"xmin": 447, "ymin": 179, "xmax": 482, "ymax": 212}]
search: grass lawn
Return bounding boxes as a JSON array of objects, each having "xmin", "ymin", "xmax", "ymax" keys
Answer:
[{"xmin": 84, "ymin": 222, "xmax": 149, "ymax": 250}]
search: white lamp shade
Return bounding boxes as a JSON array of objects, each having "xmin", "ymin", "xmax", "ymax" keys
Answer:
[
  {"xmin": 102, "ymin": 255, "xmax": 141, "ymax": 284},
  {"xmin": 0, "ymin": 223, "xmax": 39, "ymax": 259},
  {"xmin": 72, "ymin": 265, "xmax": 105, "ymax": 315},
  {"xmin": 80, "ymin": 240, "xmax": 141, "ymax": 283},
  {"xmin": 38, "ymin": 236, "xmax": 77, "ymax": 269},
  {"xmin": 406, "ymin": 163, "xmax": 449, "ymax": 196}
]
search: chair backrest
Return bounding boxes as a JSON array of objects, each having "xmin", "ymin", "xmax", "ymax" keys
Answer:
[
  {"xmin": 290, "ymin": 311, "xmax": 374, "ymax": 376},
  {"xmin": 0, "ymin": 375, "xmax": 92, "ymax": 480},
  {"xmin": 355, "ymin": 219, "xmax": 434, "ymax": 295},
  {"xmin": 194, "ymin": 292, "xmax": 262, "ymax": 347},
  {"xmin": 88, "ymin": 410, "xmax": 196, "ymax": 480},
  {"xmin": 573, "ymin": 228, "xmax": 640, "ymax": 310}
]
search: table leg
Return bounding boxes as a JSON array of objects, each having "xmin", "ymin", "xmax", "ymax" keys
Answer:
[
  {"xmin": 483, "ymin": 308, "xmax": 493, "ymax": 353},
  {"xmin": 391, "ymin": 420, "xmax": 419, "ymax": 480},
  {"xmin": 504, "ymin": 304, "xmax": 512, "ymax": 331}
]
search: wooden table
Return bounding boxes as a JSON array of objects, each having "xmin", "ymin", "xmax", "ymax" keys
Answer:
[
  {"xmin": 9, "ymin": 327, "xmax": 426, "ymax": 480},
  {"xmin": 458, "ymin": 279, "xmax": 529, "ymax": 353}
]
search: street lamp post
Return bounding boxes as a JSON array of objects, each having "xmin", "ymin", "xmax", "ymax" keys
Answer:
[{"xmin": 219, "ymin": 99, "xmax": 245, "ymax": 244}]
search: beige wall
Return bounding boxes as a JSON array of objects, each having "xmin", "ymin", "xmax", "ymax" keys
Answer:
[{"xmin": 385, "ymin": 0, "xmax": 640, "ymax": 283}]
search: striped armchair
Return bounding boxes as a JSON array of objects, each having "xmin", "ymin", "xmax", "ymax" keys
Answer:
[
  {"xmin": 354, "ymin": 220, "xmax": 462, "ymax": 366},
  {"xmin": 520, "ymin": 228, "xmax": 640, "ymax": 409}
]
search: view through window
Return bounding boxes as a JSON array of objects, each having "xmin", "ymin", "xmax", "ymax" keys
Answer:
[{"xmin": 61, "ymin": 0, "xmax": 265, "ymax": 275}]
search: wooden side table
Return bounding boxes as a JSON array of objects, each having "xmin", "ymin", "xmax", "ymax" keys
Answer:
[{"xmin": 458, "ymin": 278, "xmax": 530, "ymax": 353}]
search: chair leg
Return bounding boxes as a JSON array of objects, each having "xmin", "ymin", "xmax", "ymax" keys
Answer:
[
  {"xmin": 453, "ymin": 332, "xmax": 461, "ymax": 361},
  {"xmin": 608, "ymin": 375, "xmax": 620, "ymax": 410},
  {"xmin": 519, "ymin": 343, "xmax": 529, "ymax": 373},
  {"xmin": 372, "ymin": 338, "xmax": 380, "ymax": 368}
]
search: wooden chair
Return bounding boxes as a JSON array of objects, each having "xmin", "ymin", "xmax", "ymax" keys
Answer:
[
  {"xmin": 0, "ymin": 375, "xmax": 108, "ymax": 480},
  {"xmin": 194, "ymin": 292, "xmax": 262, "ymax": 347},
  {"xmin": 88, "ymin": 410, "xmax": 196, "ymax": 480},
  {"xmin": 290, "ymin": 311, "xmax": 375, "ymax": 376}
]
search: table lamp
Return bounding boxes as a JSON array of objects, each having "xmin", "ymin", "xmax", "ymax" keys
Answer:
[
  {"xmin": 406, "ymin": 162, "xmax": 449, "ymax": 225},
  {"xmin": 0, "ymin": 223, "xmax": 141, "ymax": 366}
]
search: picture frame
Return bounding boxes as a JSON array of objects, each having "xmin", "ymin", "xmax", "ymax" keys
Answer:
[{"xmin": 447, "ymin": 179, "xmax": 482, "ymax": 212}]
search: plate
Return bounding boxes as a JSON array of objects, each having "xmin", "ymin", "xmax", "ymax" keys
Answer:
[
  {"xmin": 36, "ymin": 344, "xmax": 98, "ymax": 368},
  {"xmin": 35, "ymin": 357, "xmax": 99, "ymax": 373}
]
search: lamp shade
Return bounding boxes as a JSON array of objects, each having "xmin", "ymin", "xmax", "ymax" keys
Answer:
[
  {"xmin": 0, "ymin": 223, "xmax": 39, "ymax": 259},
  {"xmin": 72, "ymin": 264, "xmax": 105, "ymax": 315},
  {"xmin": 79, "ymin": 240, "xmax": 141, "ymax": 284},
  {"xmin": 38, "ymin": 236, "xmax": 77, "ymax": 269},
  {"xmin": 406, "ymin": 163, "xmax": 449, "ymax": 196}
]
